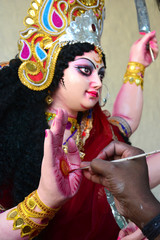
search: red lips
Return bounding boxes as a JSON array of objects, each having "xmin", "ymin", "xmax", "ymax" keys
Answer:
[{"xmin": 86, "ymin": 91, "xmax": 98, "ymax": 97}]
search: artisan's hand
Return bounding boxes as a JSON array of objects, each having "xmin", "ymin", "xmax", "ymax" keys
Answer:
[
  {"xmin": 38, "ymin": 109, "xmax": 82, "ymax": 209},
  {"xmin": 82, "ymin": 141, "xmax": 159, "ymax": 229},
  {"xmin": 129, "ymin": 31, "xmax": 158, "ymax": 67}
]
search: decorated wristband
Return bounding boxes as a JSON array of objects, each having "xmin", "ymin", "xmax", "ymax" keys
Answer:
[
  {"xmin": 7, "ymin": 190, "xmax": 60, "ymax": 239},
  {"xmin": 142, "ymin": 214, "xmax": 160, "ymax": 240},
  {"xmin": 123, "ymin": 62, "xmax": 145, "ymax": 90}
]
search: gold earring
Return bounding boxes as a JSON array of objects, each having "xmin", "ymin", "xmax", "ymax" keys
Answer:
[
  {"xmin": 99, "ymin": 84, "xmax": 109, "ymax": 107},
  {"xmin": 45, "ymin": 91, "xmax": 53, "ymax": 105}
]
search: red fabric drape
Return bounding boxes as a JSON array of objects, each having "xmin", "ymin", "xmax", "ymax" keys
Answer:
[{"xmin": 42, "ymin": 105, "xmax": 125, "ymax": 240}]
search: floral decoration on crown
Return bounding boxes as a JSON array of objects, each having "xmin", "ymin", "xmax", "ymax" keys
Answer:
[{"xmin": 18, "ymin": 0, "xmax": 105, "ymax": 91}]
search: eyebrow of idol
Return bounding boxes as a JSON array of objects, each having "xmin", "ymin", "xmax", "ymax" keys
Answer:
[
  {"xmin": 74, "ymin": 58, "xmax": 96, "ymax": 69},
  {"xmin": 74, "ymin": 58, "xmax": 105, "ymax": 73}
]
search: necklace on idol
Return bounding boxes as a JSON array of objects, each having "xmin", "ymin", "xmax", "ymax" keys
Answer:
[
  {"xmin": 45, "ymin": 112, "xmax": 77, "ymax": 134},
  {"xmin": 45, "ymin": 111, "xmax": 85, "ymax": 160}
]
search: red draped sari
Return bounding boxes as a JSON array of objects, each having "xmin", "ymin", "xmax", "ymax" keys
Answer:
[{"xmin": 41, "ymin": 104, "xmax": 125, "ymax": 240}]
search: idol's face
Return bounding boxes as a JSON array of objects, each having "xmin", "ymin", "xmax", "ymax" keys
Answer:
[{"xmin": 55, "ymin": 50, "xmax": 105, "ymax": 116}]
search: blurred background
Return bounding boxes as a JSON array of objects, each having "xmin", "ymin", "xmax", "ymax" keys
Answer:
[{"xmin": 0, "ymin": 0, "xmax": 160, "ymax": 200}]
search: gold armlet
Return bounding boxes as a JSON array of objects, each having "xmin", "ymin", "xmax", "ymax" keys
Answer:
[
  {"xmin": 109, "ymin": 116, "xmax": 132, "ymax": 138},
  {"xmin": 7, "ymin": 190, "xmax": 60, "ymax": 239},
  {"xmin": 123, "ymin": 62, "xmax": 145, "ymax": 90}
]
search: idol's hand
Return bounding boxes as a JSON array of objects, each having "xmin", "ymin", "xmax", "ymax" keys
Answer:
[
  {"xmin": 37, "ymin": 109, "xmax": 82, "ymax": 209},
  {"xmin": 117, "ymin": 222, "xmax": 147, "ymax": 240},
  {"xmin": 129, "ymin": 31, "xmax": 158, "ymax": 67}
]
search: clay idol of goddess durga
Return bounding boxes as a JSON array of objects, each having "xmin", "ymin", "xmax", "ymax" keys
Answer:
[{"xmin": 0, "ymin": 0, "xmax": 158, "ymax": 239}]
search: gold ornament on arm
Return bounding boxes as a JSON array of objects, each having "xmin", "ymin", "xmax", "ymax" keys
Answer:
[
  {"xmin": 7, "ymin": 190, "xmax": 60, "ymax": 239},
  {"xmin": 123, "ymin": 62, "xmax": 145, "ymax": 90}
]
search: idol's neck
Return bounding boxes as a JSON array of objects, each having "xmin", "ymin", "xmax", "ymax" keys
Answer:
[{"xmin": 47, "ymin": 102, "xmax": 78, "ymax": 119}]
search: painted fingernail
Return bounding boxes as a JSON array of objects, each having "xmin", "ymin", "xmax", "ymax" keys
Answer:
[{"xmin": 140, "ymin": 32, "xmax": 146, "ymax": 35}]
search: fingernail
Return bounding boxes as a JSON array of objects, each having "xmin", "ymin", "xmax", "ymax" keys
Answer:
[
  {"xmin": 45, "ymin": 130, "xmax": 48, "ymax": 137},
  {"xmin": 140, "ymin": 32, "xmax": 146, "ymax": 35},
  {"xmin": 151, "ymin": 30, "xmax": 156, "ymax": 34}
]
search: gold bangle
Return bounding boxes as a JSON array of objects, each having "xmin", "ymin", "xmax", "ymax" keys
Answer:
[
  {"xmin": 123, "ymin": 62, "xmax": 145, "ymax": 90},
  {"xmin": 7, "ymin": 207, "xmax": 42, "ymax": 239},
  {"xmin": 33, "ymin": 190, "xmax": 60, "ymax": 214},
  {"xmin": 126, "ymin": 62, "xmax": 145, "ymax": 73},
  {"xmin": 7, "ymin": 190, "xmax": 60, "ymax": 239}
]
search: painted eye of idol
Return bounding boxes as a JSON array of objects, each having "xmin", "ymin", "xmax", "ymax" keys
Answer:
[
  {"xmin": 98, "ymin": 68, "xmax": 105, "ymax": 82},
  {"xmin": 74, "ymin": 58, "xmax": 105, "ymax": 82},
  {"xmin": 76, "ymin": 66, "xmax": 92, "ymax": 76}
]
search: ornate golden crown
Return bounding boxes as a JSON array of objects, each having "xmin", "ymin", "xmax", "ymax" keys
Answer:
[{"xmin": 18, "ymin": 0, "xmax": 105, "ymax": 91}]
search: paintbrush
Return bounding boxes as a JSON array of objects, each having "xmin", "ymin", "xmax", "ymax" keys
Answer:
[{"xmin": 69, "ymin": 149, "xmax": 160, "ymax": 173}]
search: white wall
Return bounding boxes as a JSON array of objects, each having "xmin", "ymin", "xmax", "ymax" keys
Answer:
[{"xmin": 0, "ymin": 0, "xmax": 160, "ymax": 199}]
